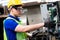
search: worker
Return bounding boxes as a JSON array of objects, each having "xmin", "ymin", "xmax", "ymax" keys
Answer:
[{"xmin": 3, "ymin": 0, "xmax": 56, "ymax": 40}]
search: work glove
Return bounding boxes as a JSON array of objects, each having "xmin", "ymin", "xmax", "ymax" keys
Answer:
[
  {"xmin": 44, "ymin": 20, "xmax": 56, "ymax": 36},
  {"xmin": 44, "ymin": 20, "xmax": 56, "ymax": 28}
]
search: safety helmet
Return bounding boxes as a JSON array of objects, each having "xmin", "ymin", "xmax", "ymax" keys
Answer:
[{"xmin": 7, "ymin": 0, "xmax": 23, "ymax": 8}]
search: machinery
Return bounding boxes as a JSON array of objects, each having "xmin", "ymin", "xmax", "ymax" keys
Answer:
[
  {"xmin": 28, "ymin": 1, "xmax": 60, "ymax": 40},
  {"xmin": 47, "ymin": 1, "xmax": 60, "ymax": 40}
]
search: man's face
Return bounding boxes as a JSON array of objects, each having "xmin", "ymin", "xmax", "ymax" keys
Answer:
[{"xmin": 11, "ymin": 6, "xmax": 23, "ymax": 17}]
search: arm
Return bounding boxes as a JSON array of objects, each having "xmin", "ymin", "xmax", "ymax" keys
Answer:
[{"xmin": 15, "ymin": 23, "xmax": 44, "ymax": 32}]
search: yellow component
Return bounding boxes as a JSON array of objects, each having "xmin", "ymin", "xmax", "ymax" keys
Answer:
[
  {"xmin": 4, "ymin": 29, "xmax": 7, "ymax": 40},
  {"xmin": 7, "ymin": 0, "xmax": 23, "ymax": 8}
]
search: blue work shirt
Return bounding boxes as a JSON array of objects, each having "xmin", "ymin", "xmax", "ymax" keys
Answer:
[{"xmin": 3, "ymin": 14, "xmax": 20, "ymax": 40}]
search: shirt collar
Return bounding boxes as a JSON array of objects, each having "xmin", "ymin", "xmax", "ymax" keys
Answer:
[{"xmin": 8, "ymin": 14, "xmax": 20, "ymax": 21}]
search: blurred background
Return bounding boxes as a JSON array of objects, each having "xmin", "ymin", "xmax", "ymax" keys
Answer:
[{"xmin": 0, "ymin": 0, "xmax": 60, "ymax": 40}]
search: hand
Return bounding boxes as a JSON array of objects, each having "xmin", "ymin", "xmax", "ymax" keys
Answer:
[{"xmin": 44, "ymin": 20, "xmax": 56, "ymax": 28}]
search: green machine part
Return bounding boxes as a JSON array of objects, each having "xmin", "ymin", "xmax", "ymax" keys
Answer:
[
  {"xmin": 48, "ymin": 7, "xmax": 57, "ymax": 33},
  {"xmin": 49, "ymin": 8, "xmax": 57, "ymax": 21}
]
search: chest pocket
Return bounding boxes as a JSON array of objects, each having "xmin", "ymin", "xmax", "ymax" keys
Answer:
[{"xmin": 4, "ymin": 17, "xmax": 27, "ymax": 40}]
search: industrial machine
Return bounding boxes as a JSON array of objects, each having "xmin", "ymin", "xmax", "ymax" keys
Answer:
[{"xmin": 28, "ymin": 1, "xmax": 60, "ymax": 40}]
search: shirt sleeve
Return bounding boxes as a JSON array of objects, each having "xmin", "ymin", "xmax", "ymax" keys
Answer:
[{"xmin": 4, "ymin": 19, "xmax": 18, "ymax": 31}]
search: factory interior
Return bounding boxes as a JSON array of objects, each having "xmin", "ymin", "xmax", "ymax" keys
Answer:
[{"xmin": 0, "ymin": 0, "xmax": 60, "ymax": 40}]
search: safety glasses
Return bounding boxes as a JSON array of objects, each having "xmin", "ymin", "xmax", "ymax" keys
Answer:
[
  {"xmin": 14, "ymin": 7, "xmax": 23, "ymax": 11},
  {"xmin": 12, "ymin": 5, "xmax": 23, "ymax": 11}
]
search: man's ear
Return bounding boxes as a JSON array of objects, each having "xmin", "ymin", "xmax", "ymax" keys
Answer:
[{"xmin": 11, "ymin": 8, "xmax": 15, "ymax": 12}]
